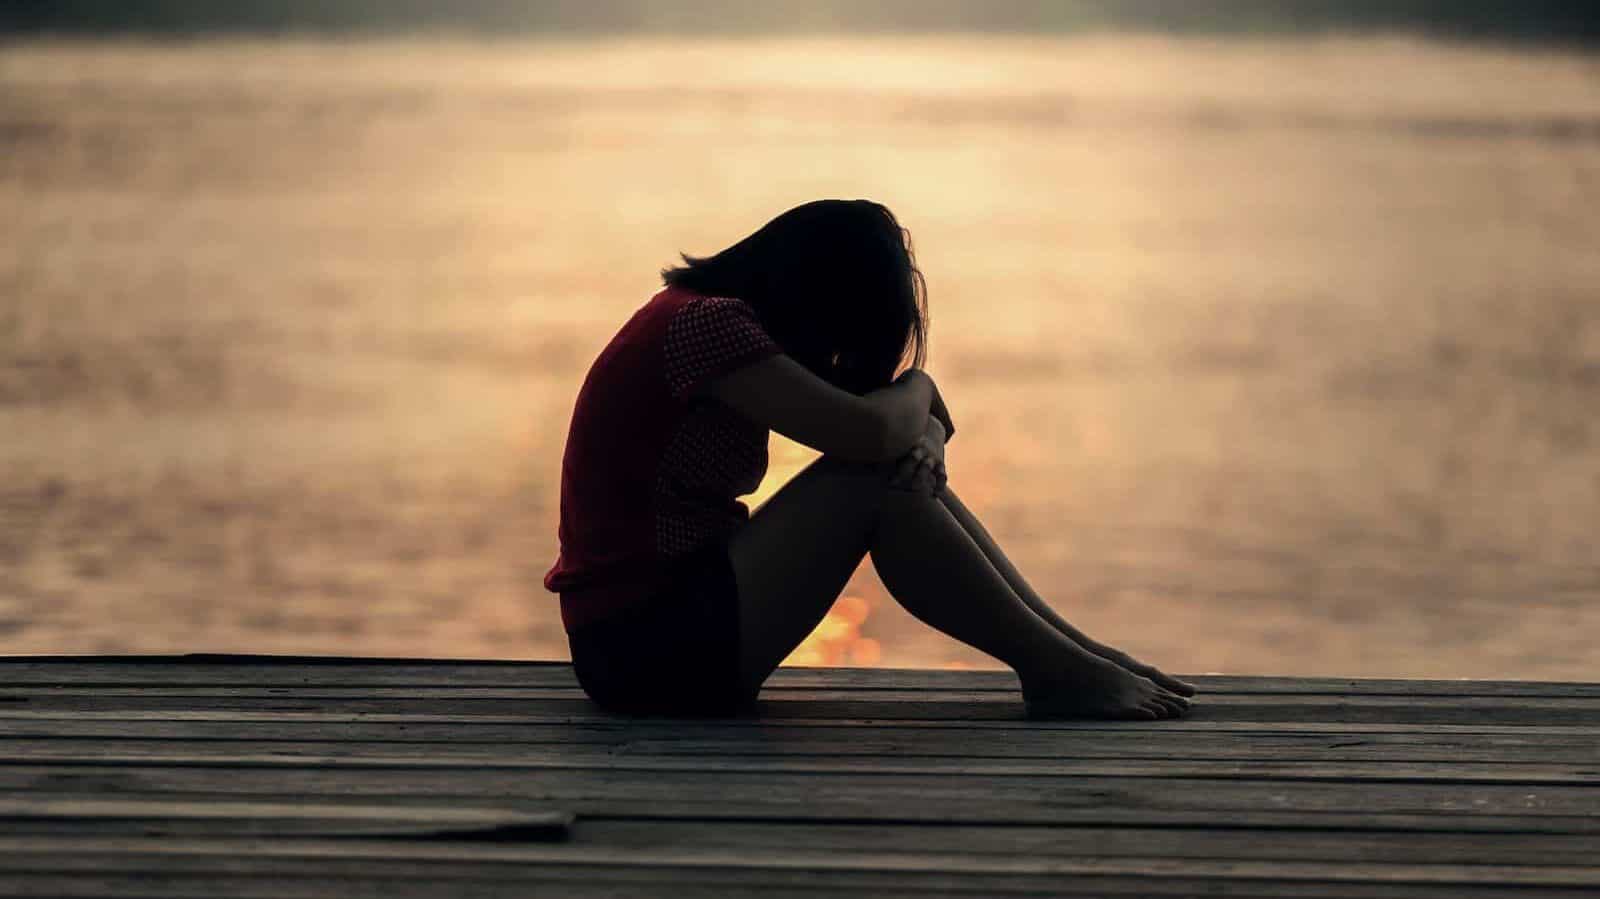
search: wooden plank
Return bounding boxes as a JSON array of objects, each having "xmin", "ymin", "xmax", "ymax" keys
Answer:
[
  {"xmin": 7, "ymin": 787, "xmax": 1595, "ymax": 836},
  {"xmin": 0, "ymin": 658, "xmax": 561, "ymax": 689},
  {"xmin": 6, "ymin": 799, "xmax": 1598, "ymax": 866},
  {"xmin": 0, "ymin": 684, "xmax": 1587, "ymax": 707},
  {"xmin": 0, "ymin": 874, "xmax": 1023, "ymax": 899},
  {"xmin": 9, "ymin": 686, "xmax": 1600, "ymax": 717},
  {"xmin": 574, "ymin": 819, "xmax": 1600, "ymax": 867},
  {"xmin": 0, "ymin": 687, "xmax": 612, "ymax": 699},
  {"xmin": 2, "ymin": 708, "xmax": 1595, "ymax": 737},
  {"xmin": 0, "ymin": 797, "xmax": 571, "ymax": 840},
  {"xmin": 3, "ymin": 657, "xmax": 1598, "ymax": 699},
  {"xmin": 2, "ymin": 766, "xmax": 1597, "ymax": 830},
  {"xmin": 4, "ymin": 798, "xmax": 1594, "ymax": 867},
  {"xmin": 0, "ymin": 720, "xmax": 1593, "ymax": 764},
  {"xmin": 3, "ymin": 837, "xmax": 1600, "ymax": 888},
  {"xmin": 2, "ymin": 731, "xmax": 1594, "ymax": 764},
  {"xmin": 10, "ymin": 869, "xmax": 1595, "ymax": 899},
  {"xmin": 3, "ymin": 692, "xmax": 1599, "ymax": 727},
  {"xmin": 1, "ymin": 746, "xmax": 1595, "ymax": 786},
  {"xmin": 784, "ymin": 671, "xmax": 1600, "ymax": 699}
]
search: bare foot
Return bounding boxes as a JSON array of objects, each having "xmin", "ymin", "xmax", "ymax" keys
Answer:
[
  {"xmin": 1020, "ymin": 657, "xmax": 1191, "ymax": 720},
  {"xmin": 1089, "ymin": 644, "xmax": 1198, "ymax": 697}
]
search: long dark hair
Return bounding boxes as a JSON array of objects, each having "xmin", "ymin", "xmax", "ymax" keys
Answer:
[{"xmin": 662, "ymin": 199, "xmax": 928, "ymax": 395}]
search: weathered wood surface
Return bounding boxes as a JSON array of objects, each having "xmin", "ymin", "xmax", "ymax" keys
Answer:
[{"xmin": 1, "ymin": 656, "xmax": 1596, "ymax": 898}]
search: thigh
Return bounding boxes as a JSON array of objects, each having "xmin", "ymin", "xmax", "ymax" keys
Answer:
[
  {"xmin": 728, "ymin": 456, "xmax": 890, "ymax": 692},
  {"xmin": 568, "ymin": 542, "xmax": 750, "ymax": 717}
]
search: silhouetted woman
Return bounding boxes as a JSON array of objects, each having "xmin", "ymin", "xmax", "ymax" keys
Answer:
[{"xmin": 545, "ymin": 199, "xmax": 1195, "ymax": 718}]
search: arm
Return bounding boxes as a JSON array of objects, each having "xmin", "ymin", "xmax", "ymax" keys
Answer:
[{"xmin": 701, "ymin": 354, "xmax": 935, "ymax": 462}]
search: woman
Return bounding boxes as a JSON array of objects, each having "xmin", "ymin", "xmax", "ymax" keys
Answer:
[{"xmin": 545, "ymin": 199, "xmax": 1195, "ymax": 719}]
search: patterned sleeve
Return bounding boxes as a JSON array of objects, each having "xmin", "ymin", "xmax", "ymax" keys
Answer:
[{"xmin": 662, "ymin": 296, "xmax": 783, "ymax": 401}]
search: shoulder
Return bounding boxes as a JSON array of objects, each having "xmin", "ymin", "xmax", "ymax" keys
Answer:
[
  {"xmin": 664, "ymin": 289, "xmax": 756, "ymax": 319},
  {"xmin": 664, "ymin": 291, "xmax": 768, "ymax": 344},
  {"xmin": 659, "ymin": 291, "xmax": 781, "ymax": 400}
]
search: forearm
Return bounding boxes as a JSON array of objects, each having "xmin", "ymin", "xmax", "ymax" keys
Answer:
[{"xmin": 703, "ymin": 354, "xmax": 935, "ymax": 462}]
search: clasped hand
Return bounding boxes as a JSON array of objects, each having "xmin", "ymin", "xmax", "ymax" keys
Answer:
[{"xmin": 887, "ymin": 415, "xmax": 948, "ymax": 495}]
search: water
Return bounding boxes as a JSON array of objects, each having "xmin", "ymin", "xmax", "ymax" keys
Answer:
[{"xmin": 2, "ymin": 35, "xmax": 1597, "ymax": 677}]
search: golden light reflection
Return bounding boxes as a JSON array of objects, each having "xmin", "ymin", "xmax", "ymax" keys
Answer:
[
  {"xmin": 747, "ymin": 437, "xmax": 819, "ymax": 511},
  {"xmin": 781, "ymin": 594, "xmax": 881, "ymax": 667}
]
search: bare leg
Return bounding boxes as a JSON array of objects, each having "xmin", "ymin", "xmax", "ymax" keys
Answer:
[
  {"xmin": 937, "ymin": 489, "xmax": 1197, "ymax": 697},
  {"xmin": 728, "ymin": 457, "xmax": 1188, "ymax": 719}
]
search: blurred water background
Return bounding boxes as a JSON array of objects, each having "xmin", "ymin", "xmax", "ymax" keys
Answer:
[{"xmin": 3, "ymin": 3, "xmax": 1598, "ymax": 677}]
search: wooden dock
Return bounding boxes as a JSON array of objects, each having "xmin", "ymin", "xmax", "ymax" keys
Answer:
[{"xmin": 0, "ymin": 655, "xmax": 1596, "ymax": 897}]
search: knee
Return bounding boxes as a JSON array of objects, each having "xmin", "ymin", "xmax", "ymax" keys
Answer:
[{"xmin": 812, "ymin": 455, "xmax": 941, "ymax": 512}]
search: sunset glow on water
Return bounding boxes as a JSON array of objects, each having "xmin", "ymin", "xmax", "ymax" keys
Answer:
[{"xmin": 3, "ymin": 36, "xmax": 1598, "ymax": 678}]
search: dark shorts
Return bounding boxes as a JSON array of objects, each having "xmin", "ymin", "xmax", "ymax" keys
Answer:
[{"xmin": 567, "ymin": 539, "xmax": 757, "ymax": 717}]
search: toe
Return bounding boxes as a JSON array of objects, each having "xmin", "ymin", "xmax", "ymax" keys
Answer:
[
  {"xmin": 1152, "ymin": 671, "xmax": 1197, "ymax": 696},
  {"xmin": 1127, "ymin": 704, "xmax": 1158, "ymax": 721}
]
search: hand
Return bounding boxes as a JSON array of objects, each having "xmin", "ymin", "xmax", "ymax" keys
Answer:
[{"xmin": 888, "ymin": 416, "xmax": 947, "ymax": 495}]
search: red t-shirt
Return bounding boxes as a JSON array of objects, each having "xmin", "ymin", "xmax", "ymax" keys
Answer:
[{"xmin": 544, "ymin": 286, "xmax": 783, "ymax": 632}]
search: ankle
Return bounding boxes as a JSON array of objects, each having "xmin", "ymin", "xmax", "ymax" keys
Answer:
[{"xmin": 1016, "ymin": 644, "xmax": 1113, "ymax": 692}]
